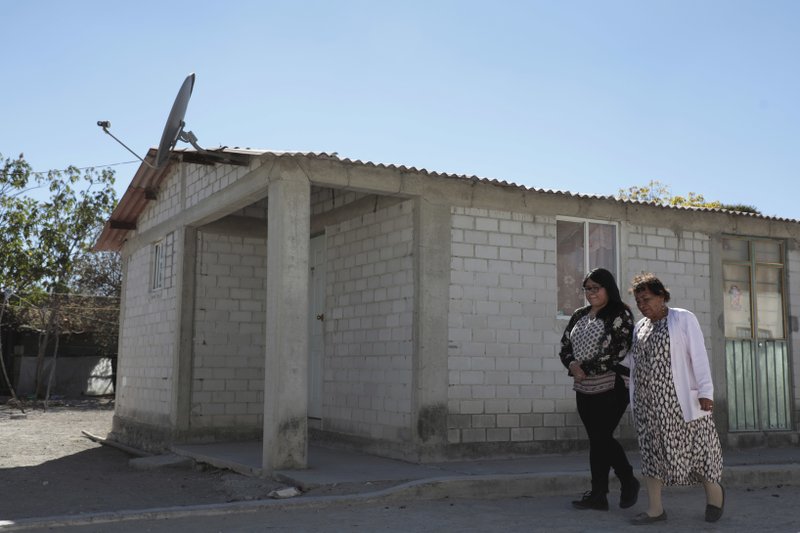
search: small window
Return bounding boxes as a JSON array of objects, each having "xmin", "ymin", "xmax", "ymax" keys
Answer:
[
  {"xmin": 152, "ymin": 241, "xmax": 164, "ymax": 290},
  {"xmin": 556, "ymin": 219, "xmax": 618, "ymax": 317}
]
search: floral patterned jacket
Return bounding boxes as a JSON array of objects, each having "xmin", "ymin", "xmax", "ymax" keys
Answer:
[{"xmin": 559, "ymin": 304, "xmax": 634, "ymax": 376}]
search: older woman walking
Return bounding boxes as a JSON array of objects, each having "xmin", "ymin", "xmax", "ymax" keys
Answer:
[{"xmin": 628, "ymin": 273, "xmax": 724, "ymax": 525}]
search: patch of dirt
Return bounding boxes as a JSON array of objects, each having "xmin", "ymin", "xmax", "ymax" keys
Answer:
[{"xmin": 0, "ymin": 397, "xmax": 291, "ymax": 521}]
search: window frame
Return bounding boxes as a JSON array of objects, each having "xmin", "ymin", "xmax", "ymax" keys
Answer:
[
  {"xmin": 555, "ymin": 216, "xmax": 620, "ymax": 319},
  {"xmin": 722, "ymin": 236, "xmax": 787, "ymax": 340},
  {"xmin": 151, "ymin": 240, "xmax": 165, "ymax": 291}
]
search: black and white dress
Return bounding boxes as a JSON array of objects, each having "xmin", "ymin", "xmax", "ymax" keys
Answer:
[{"xmin": 633, "ymin": 317, "xmax": 723, "ymax": 485}]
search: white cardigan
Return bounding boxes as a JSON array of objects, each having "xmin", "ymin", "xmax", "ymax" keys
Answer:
[{"xmin": 629, "ymin": 307, "xmax": 714, "ymax": 422}]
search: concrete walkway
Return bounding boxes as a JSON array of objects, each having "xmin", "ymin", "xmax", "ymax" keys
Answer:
[{"xmin": 170, "ymin": 441, "xmax": 800, "ymax": 497}]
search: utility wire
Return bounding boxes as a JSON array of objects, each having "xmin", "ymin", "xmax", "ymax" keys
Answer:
[
  {"xmin": 0, "ymin": 160, "xmax": 138, "ymax": 180},
  {"xmin": 31, "ymin": 160, "xmax": 138, "ymax": 176}
]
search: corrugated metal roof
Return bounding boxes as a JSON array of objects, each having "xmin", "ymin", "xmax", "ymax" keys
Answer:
[
  {"xmin": 93, "ymin": 147, "xmax": 798, "ymax": 251},
  {"xmin": 281, "ymin": 150, "xmax": 797, "ymax": 222}
]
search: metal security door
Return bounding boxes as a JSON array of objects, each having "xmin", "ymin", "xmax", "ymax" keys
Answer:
[{"xmin": 723, "ymin": 238, "xmax": 792, "ymax": 431}]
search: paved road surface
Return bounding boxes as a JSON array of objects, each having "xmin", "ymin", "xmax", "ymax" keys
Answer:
[{"xmin": 9, "ymin": 484, "xmax": 799, "ymax": 532}]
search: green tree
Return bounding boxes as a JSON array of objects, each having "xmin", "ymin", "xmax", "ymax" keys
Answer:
[
  {"xmin": 0, "ymin": 153, "xmax": 118, "ymax": 400},
  {"xmin": 0, "ymin": 154, "xmax": 42, "ymax": 291},
  {"xmin": 69, "ymin": 250, "xmax": 122, "ymax": 364},
  {"xmin": 617, "ymin": 179, "xmax": 760, "ymax": 214},
  {"xmin": 70, "ymin": 250, "xmax": 122, "ymax": 298},
  {"xmin": 0, "ymin": 153, "xmax": 39, "ymax": 405},
  {"xmin": 36, "ymin": 164, "xmax": 117, "ymax": 399},
  {"xmin": 615, "ymin": 180, "xmax": 673, "ymax": 204}
]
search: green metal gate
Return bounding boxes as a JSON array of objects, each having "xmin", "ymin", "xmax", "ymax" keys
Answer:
[{"xmin": 726, "ymin": 339, "xmax": 791, "ymax": 430}]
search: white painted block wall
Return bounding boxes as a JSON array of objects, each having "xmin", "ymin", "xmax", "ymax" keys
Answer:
[
  {"xmin": 116, "ymin": 232, "xmax": 177, "ymax": 423},
  {"xmin": 191, "ymin": 231, "xmax": 267, "ymax": 429},
  {"xmin": 324, "ymin": 200, "xmax": 415, "ymax": 441},
  {"xmin": 118, "ymin": 158, "xmax": 791, "ymax": 450},
  {"xmin": 447, "ymin": 209, "xmax": 714, "ymax": 446},
  {"xmin": 448, "ymin": 207, "xmax": 563, "ymax": 444}
]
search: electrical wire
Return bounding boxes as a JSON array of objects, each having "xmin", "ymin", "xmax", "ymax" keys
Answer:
[
  {"xmin": 32, "ymin": 160, "xmax": 138, "ymax": 176},
  {"xmin": 0, "ymin": 160, "xmax": 138, "ymax": 180}
]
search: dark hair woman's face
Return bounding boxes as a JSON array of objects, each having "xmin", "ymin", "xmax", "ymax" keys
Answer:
[{"xmin": 584, "ymin": 279, "xmax": 609, "ymax": 310}]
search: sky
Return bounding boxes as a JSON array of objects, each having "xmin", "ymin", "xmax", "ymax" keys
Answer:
[{"xmin": 2, "ymin": 0, "xmax": 799, "ymax": 219}]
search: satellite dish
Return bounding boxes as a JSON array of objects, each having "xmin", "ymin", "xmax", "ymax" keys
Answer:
[
  {"xmin": 100, "ymin": 72, "xmax": 248, "ymax": 168},
  {"xmin": 155, "ymin": 73, "xmax": 196, "ymax": 168}
]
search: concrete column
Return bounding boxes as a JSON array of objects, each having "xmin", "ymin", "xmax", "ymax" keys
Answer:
[
  {"xmin": 114, "ymin": 246, "xmax": 131, "ymax": 413},
  {"xmin": 262, "ymin": 171, "xmax": 311, "ymax": 472},
  {"xmin": 172, "ymin": 226, "xmax": 197, "ymax": 432},
  {"xmin": 413, "ymin": 197, "xmax": 451, "ymax": 457}
]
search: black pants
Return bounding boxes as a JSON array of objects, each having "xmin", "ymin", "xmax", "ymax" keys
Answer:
[{"xmin": 576, "ymin": 378, "xmax": 634, "ymax": 494}]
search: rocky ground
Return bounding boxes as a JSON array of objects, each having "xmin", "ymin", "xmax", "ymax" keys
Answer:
[{"xmin": 0, "ymin": 396, "xmax": 292, "ymax": 521}]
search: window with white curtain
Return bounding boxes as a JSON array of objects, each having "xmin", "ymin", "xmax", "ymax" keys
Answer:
[{"xmin": 556, "ymin": 219, "xmax": 618, "ymax": 317}]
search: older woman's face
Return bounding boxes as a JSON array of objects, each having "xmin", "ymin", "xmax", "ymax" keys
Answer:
[{"xmin": 634, "ymin": 288, "xmax": 666, "ymax": 321}]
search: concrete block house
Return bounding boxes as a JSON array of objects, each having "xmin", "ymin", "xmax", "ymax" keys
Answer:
[{"xmin": 95, "ymin": 148, "xmax": 800, "ymax": 474}]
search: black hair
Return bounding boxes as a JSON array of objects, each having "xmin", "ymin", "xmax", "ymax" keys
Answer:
[
  {"xmin": 631, "ymin": 272, "xmax": 672, "ymax": 302},
  {"xmin": 583, "ymin": 267, "xmax": 631, "ymax": 319}
]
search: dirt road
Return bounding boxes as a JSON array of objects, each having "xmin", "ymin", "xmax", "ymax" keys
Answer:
[{"xmin": 0, "ymin": 397, "xmax": 285, "ymax": 521}]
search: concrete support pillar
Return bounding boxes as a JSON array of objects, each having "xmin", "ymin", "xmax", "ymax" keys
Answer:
[
  {"xmin": 262, "ymin": 171, "xmax": 311, "ymax": 472},
  {"xmin": 708, "ymin": 235, "xmax": 731, "ymax": 434},
  {"xmin": 412, "ymin": 198, "xmax": 451, "ymax": 457},
  {"xmin": 172, "ymin": 226, "xmax": 197, "ymax": 432}
]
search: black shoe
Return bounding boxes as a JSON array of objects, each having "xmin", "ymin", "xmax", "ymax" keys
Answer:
[
  {"xmin": 631, "ymin": 511, "xmax": 667, "ymax": 525},
  {"xmin": 571, "ymin": 491, "xmax": 609, "ymax": 511},
  {"xmin": 705, "ymin": 484, "xmax": 725, "ymax": 522},
  {"xmin": 620, "ymin": 477, "xmax": 640, "ymax": 509}
]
